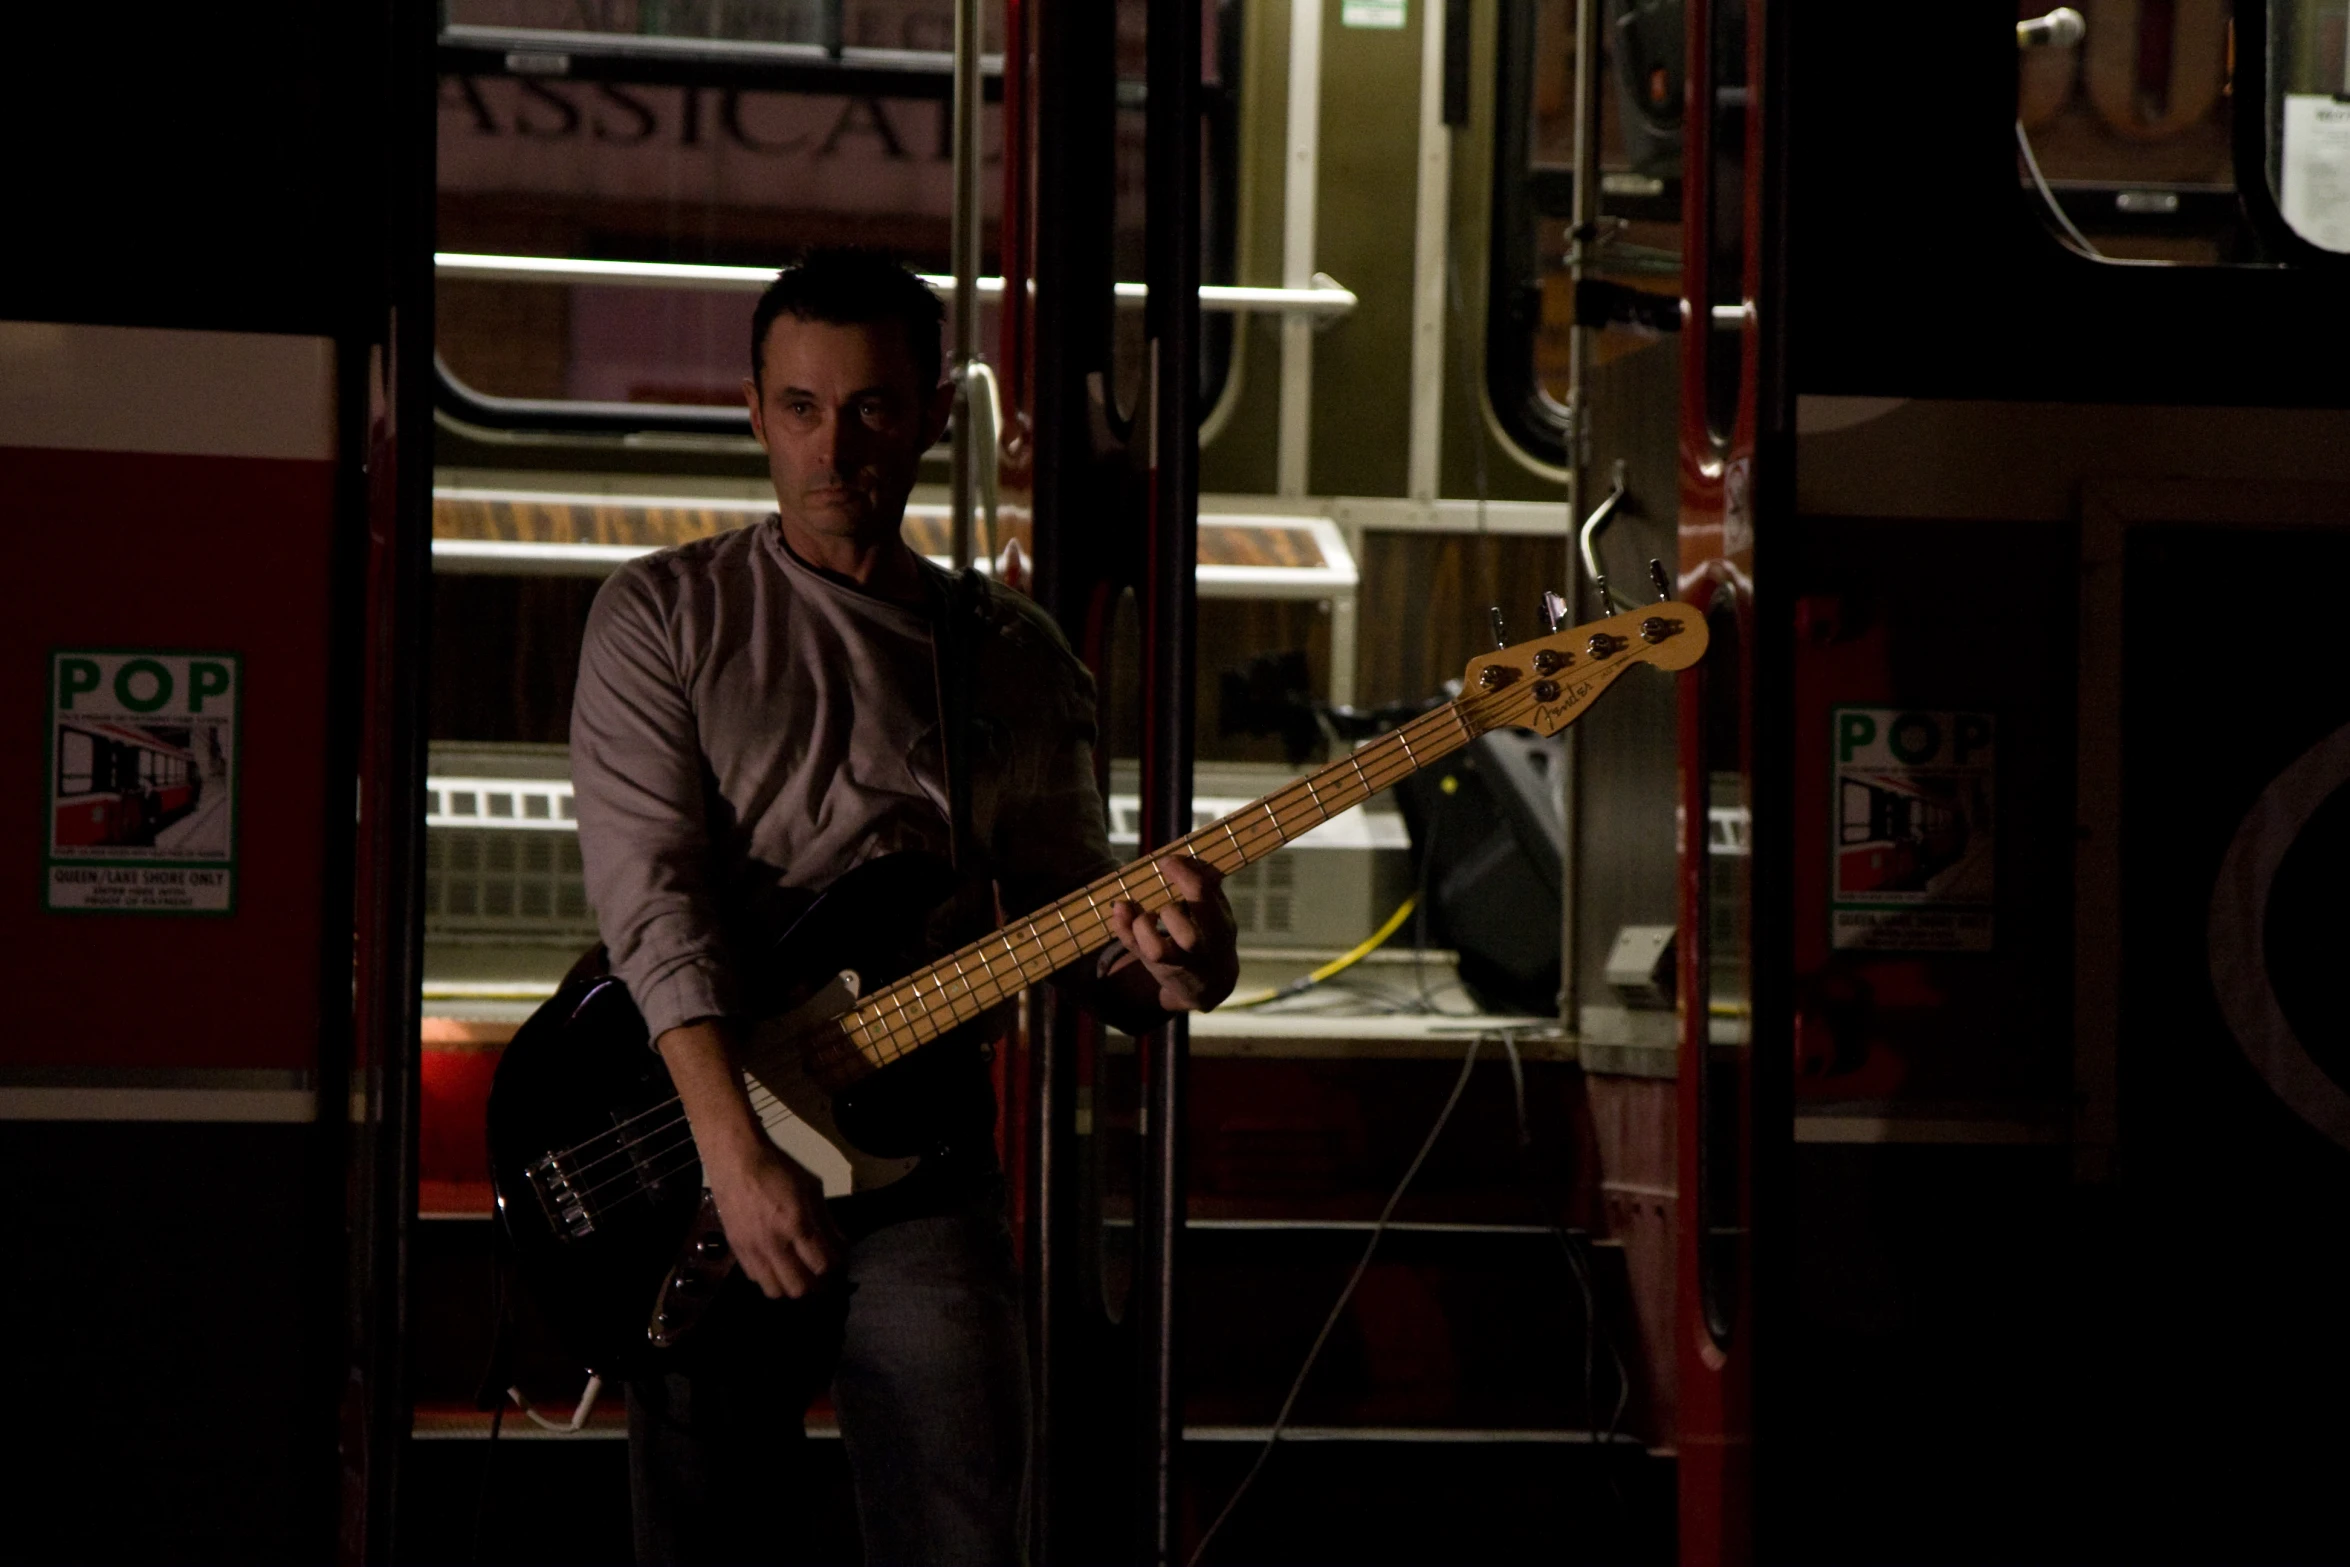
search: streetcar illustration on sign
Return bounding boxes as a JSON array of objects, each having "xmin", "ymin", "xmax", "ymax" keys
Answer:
[
  {"xmin": 1830, "ymin": 707, "xmax": 1994, "ymax": 952},
  {"xmin": 46, "ymin": 651, "xmax": 239, "ymax": 914}
]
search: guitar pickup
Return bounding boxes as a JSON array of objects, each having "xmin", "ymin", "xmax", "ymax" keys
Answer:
[{"xmin": 615, "ymin": 1105, "xmax": 688, "ymax": 1200}]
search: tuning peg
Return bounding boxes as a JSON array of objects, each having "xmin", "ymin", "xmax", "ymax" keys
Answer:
[
  {"xmin": 1541, "ymin": 590, "xmax": 1569, "ymax": 632},
  {"xmin": 1489, "ymin": 606, "xmax": 1507, "ymax": 649},
  {"xmin": 1648, "ymin": 559, "xmax": 1673, "ymax": 603}
]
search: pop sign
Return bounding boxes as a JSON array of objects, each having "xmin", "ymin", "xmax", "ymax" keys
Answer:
[
  {"xmin": 46, "ymin": 650, "xmax": 240, "ymax": 914},
  {"xmin": 1830, "ymin": 707, "xmax": 1995, "ymax": 952}
]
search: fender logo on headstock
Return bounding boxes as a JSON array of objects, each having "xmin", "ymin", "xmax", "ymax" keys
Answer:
[{"xmin": 1530, "ymin": 677, "xmax": 1600, "ymax": 730}]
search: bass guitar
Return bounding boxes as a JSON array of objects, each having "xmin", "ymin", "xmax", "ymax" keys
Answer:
[{"xmin": 487, "ymin": 599, "xmax": 1707, "ymax": 1372}]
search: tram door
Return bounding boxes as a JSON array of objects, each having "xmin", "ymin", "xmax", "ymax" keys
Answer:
[{"xmin": 0, "ymin": 9, "xmax": 434, "ymax": 1561}]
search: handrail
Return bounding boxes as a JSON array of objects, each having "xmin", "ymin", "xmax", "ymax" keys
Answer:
[
  {"xmin": 959, "ymin": 360, "xmax": 1003, "ymax": 567},
  {"xmin": 434, "ymin": 253, "xmax": 1359, "ymax": 318},
  {"xmin": 441, "ymin": 23, "xmax": 1004, "ymax": 80},
  {"xmin": 1576, "ymin": 458, "xmax": 1633, "ymax": 612},
  {"xmin": 434, "ymin": 353, "xmax": 753, "ymax": 439}
]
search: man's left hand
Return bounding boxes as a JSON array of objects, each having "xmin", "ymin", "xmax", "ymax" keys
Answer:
[{"xmin": 1106, "ymin": 856, "xmax": 1240, "ymax": 1014}]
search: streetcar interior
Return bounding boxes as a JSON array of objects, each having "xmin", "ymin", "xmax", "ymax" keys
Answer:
[{"xmin": 10, "ymin": 0, "xmax": 2350, "ymax": 1560}]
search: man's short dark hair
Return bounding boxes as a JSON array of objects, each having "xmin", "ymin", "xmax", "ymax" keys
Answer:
[{"xmin": 750, "ymin": 247, "xmax": 946, "ymax": 394}]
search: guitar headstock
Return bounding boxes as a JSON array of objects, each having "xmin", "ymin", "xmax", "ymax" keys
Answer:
[{"xmin": 1457, "ymin": 600, "xmax": 1709, "ymax": 738}]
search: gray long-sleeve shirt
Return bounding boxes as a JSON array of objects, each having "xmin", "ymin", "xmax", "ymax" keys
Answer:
[{"xmin": 569, "ymin": 520, "xmax": 1118, "ymax": 1042}]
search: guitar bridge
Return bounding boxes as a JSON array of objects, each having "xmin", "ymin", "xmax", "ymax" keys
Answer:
[{"xmin": 525, "ymin": 1151, "xmax": 596, "ymax": 1241}]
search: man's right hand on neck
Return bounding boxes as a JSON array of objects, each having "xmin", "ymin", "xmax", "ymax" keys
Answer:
[{"xmin": 656, "ymin": 1018, "xmax": 846, "ymax": 1299}]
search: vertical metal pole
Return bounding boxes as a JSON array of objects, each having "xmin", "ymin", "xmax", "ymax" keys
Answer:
[
  {"xmin": 949, "ymin": 0, "xmax": 983, "ymax": 571},
  {"xmin": 339, "ymin": 0, "xmax": 435, "ymax": 1552},
  {"xmin": 1405, "ymin": 0, "xmax": 1451, "ymax": 506},
  {"xmin": 1275, "ymin": 0, "xmax": 1322, "ymax": 498},
  {"xmin": 1030, "ymin": 4, "xmax": 1124, "ymax": 1559},
  {"xmin": 1029, "ymin": 0, "xmax": 1116, "ymax": 634},
  {"xmin": 1140, "ymin": 0, "xmax": 1201, "ymax": 1554},
  {"xmin": 1559, "ymin": 0, "xmax": 1603, "ymax": 1032},
  {"xmin": 1564, "ymin": 0, "xmax": 1601, "ymax": 475}
]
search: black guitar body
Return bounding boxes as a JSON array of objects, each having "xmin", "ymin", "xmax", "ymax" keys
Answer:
[{"xmin": 486, "ymin": 851, "xmax": 979, "ymax": 1373}]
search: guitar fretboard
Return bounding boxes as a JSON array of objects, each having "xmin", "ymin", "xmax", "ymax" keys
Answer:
[{"xmin": 782, "ymin": 674, "xmax": 1533, "ymax": 1088}]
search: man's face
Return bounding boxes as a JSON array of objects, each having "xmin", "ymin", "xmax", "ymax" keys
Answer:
[{"xmin": 744, "ymin": 316, "xmax": 947, "ymax": 548}]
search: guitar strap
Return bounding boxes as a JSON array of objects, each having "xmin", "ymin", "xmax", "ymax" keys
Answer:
[{"xmin": 934, "ymin": 565, "xmax": 985, "ymax": 874}]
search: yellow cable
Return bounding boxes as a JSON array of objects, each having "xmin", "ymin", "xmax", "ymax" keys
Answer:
[{"xmin": 1222, "ymin": 893, "xmax": 1422, "ymax": 1009}]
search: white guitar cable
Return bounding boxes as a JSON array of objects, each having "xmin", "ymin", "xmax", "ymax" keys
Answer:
[
  {"xmin": 1185, "ymin": 1036, "xmax": 1485, "ymax": 1567},
  {"xmin": 508, "ymin": 1374, "xmax": 605, "ymax": 1434}
]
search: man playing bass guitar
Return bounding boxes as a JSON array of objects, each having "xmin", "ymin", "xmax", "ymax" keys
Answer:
[{"xmin": 570, "ymin": 248, "xmax": 1238, "ymax": 1564}]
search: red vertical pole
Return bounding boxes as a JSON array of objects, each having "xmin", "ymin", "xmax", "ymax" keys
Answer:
[{"xmin": 1675, "ymin": 0, "xmax": 1764, "ymax": 1558}]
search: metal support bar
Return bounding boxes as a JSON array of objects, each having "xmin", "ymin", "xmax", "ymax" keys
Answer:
[
  {"xmin": 437, "ymin": 23, "xmax": 1005, "ymax": 96},
  {"xmin": 345, "ymin": 5, "xmax": 441, "ymax": 1548},
  {"xmin": 1027, "ymin": 5, "xmax": 1122, "ymax": 1556},
  {"xmin": 1139, "ymin": 0, "xmax": 1202, "ymax": 1553},
  {"xmin": 1277, "ymin": 0, "xmax": 1324, "ymax": 497},
  {"xmin": 949, "ymin": 0, "xmax": 983, "ymax": 571},
  {"xmin": 1407, "ymin": 0, "xmax": 1453, "ymax": 502},
  {"xmin": 1559, "ymin": 0, "xmax": 1606, "ymax": 1033},
  {"xmin": 434, "ymin": 352, "xmax": 754, "ymax": 439},
  {"xmin": 1577, "ymin": 458, "xmax": 1633, "ymax": 610}
]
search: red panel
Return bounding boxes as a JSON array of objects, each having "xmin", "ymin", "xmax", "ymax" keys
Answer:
[
  {"xmin": 0, "ymin": 446, "xmax": 337, "ymax": 1072},
  {"xmin": 420, "ymin": 1024, "xmax": 503, "ymax": 1215}
]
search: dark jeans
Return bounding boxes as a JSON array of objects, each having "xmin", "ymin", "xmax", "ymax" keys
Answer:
[{"xmin": 627, "ymin": 1182, "xmax": 1028, "ymax": 1566}]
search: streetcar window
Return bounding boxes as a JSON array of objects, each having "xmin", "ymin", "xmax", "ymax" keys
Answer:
[
  {"xmin": 1698, "ymin": 0, "xmax": 1744, "ymax": 446},
  {"xmin": 1488, "ymin": 0, "xmax": 1684, "ymax": 468},
  {"xmin": 59, "ymin": 731, "xmax": 94, "ymax": 795},
  {"xmin": 447, "ymin": 1, "xmax": 851, "ymax": 46},
  {"xmin": 2014, "ymin": 0, "xmax": 2262, "ymax": 263},
  {"xmin": 434, "ymin": 1, "xmax": 1237, "ymax": 436},
  {"xmin": 1839, "ymin": 780, "xmax": 1873, "ymax": 844},
  {"xmin": 2266, "ymin": 0, "xmax": 2350, "ymax": 251}
]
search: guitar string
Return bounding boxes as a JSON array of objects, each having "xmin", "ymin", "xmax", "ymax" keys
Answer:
[
  {"xmin": 801, "ymin": 688, "xmax": 1495, "ymax": 1072},
  {"xmin": 532, "ymin": 672, "xmax": 1551, "ymax": 1207},
  {"xmin": 532, "ymin": 667, "xmax": 1574, "ymax": 1209},
  {"xmin": 537, "ymin": 680, "xmax": 1508, "ymax": 1181},
  {"xmin": 539, "ymin": 731, "xmax": 1401, "ymax": 1195},
  {"xmin": 550, "ymin": 1072, "xmax": 803, "ymax": 1205},
  {"xmin": 527, "ymin": 656, "xmax": 1621, "ymax": 1210},
  {"xmin": 540, "ymin": 717, "xmax": 1458, "ymax": 1204},
  {"xmin": 554, "ymin": 1090, "xmax": 788, "ymax": 1214},
  {"xmin": 798, "ymin": 692, "xmax": 1483, "ymax": 1075},
  {"xmin": 571, "ymin": 1138, "xmax": 709, "ymax": 1222}
]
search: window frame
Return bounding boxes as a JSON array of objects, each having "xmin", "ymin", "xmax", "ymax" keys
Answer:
[
  {"xmin": 432, "ymin": 17, "xmax": 1242, "ymax": 442},
  {"xmin": 58, "ymin": 729, "xmax": 95, "ymax": 797},
  {"xmin": 1484, "ymin": 0, "xmax": 1682, "ymax": 469}
]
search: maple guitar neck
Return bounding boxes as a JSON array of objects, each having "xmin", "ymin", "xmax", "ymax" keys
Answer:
[
  {"xmin": 772, "ymin": 692, "xmax": 1477, "ymax": 1088},
  {"xmin": 769, "ymin": 592, "xmax": 1712, "ymax": 1094}
]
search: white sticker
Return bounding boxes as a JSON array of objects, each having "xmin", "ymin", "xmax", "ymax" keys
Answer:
[
  {"xmin": 1830, "ymin": 707, "xmax": 1994, "ymax": 952},
  {"xmin": 1341, "ymin": 0, "xmax": 1409, "ymax": 27},
  {"xmin": 2274, "ymin": 95, "xmax": 2350, "ymax": 254},
  {"xmin": 47, "ymin": 651, "xmax": 240, "ymax": 914},
  {"xmin": 2281, "ymin": 95, "xmax": 2350, "ymax": 255}
]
